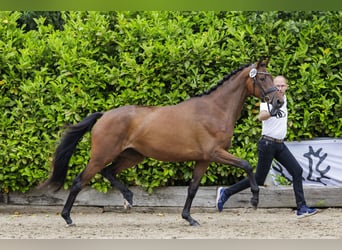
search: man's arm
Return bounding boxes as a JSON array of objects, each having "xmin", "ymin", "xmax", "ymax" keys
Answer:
[{"xmin": 258, "ymin": 110, "xmax": 271, "ymax": 121}]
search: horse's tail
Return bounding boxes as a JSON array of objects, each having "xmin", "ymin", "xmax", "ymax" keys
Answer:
[{"xmin": 42, "ymin": 112, "xmax": 104, "ymax": 192}]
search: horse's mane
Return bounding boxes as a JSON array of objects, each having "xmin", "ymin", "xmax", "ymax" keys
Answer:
[{"xmin": 194, "ymin": 63, "xmax": 252, "ymax": 98}]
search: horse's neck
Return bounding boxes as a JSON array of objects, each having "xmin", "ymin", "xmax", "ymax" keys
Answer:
[{"xmin": 208, "ymin": 76, "xmax": 248, "ymax": 124}]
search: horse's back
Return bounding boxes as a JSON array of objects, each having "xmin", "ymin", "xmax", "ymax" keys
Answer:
[
  {"xmin": 96, "ymin": 101, "xmax": 197, "ymax": 132},
  {"xmin": 93, "ymin": 105, "xmax": 157, "ymax": 134}
]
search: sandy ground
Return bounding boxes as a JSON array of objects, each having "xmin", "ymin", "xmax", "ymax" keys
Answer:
[{"xmin": 0, "ymin": 205, "xmax": 341, "ymax": 239}]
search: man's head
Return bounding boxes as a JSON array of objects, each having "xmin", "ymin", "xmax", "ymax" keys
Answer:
[{"xmin": 273, "ymin": 75, "xmax": 288, "ymax": 95}]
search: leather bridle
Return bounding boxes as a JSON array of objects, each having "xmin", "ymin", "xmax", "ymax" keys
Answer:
[
  {"xmin": 249, "ymin": 66, "xmax": 285, "ymax": 118},
  {"xmin": 249, "ymin": 67, "xmax": 278, "ymax": 101}
]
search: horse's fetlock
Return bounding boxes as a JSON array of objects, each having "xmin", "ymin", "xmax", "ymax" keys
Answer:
[
  {"xmin": 182, "ymin": 211, "xmax": 189, "ymax": 220},
  {"xmin": 252, "ymin": 186, "xmax": 259, "ymax": 194},
  {"xmin": 61, "ymin": 212, "xmax": 70, "ymax": 222}
]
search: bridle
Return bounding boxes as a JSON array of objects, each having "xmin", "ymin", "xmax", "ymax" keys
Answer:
[
  {"xmin": 249, "ymin": 66, "xmax": 285, "ymax": 118},
  {"xmin": 249, "ymin": 67, "xmax": 277, "ymax": 101}
]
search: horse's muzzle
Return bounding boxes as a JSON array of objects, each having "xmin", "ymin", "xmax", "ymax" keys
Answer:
[
  {"xmin": 274, "ymin": 98, "xmax": 284, "ymax": 109},
  {"xmin": 272, "ymin": 92, "xmax": 284, "ymax": 109}
]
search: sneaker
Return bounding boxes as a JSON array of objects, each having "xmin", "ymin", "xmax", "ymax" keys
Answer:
[
  {"xmin": 296, "ymin": 205, "xmax": 318, "ymax": 219},
  {"xmin": 216, "ymin": 187, "xmax": 229, "ymax": 212}
]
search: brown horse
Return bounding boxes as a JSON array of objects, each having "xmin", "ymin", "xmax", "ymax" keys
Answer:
[{"xmin": 43, "ymin": 59, "xmax": 284, "ymax": 226}]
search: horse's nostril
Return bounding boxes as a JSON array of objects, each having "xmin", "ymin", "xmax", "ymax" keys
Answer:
[{"xmin": 277, "ymin": 99, "xmax": 284, "ymax": 107}]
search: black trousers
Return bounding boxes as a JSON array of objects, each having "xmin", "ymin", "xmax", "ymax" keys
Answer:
[{"xmin": 224, "ymin": 137, "xmax": 306, "ymax": 209}]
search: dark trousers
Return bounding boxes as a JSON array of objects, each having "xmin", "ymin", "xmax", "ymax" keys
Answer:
[{"xmin": 224, "ymin": 138, "xmax": 306, "ymax": 209}]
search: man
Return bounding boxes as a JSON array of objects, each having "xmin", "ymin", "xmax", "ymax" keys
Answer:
[{"xmin": 216, "ymin": 75, "xmax": 317, "ymax": 218}]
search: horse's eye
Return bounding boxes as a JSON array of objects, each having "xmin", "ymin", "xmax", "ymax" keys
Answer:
[{"xmin": 260, "ymin": 76, "xmax": 265, "ymax": 81}]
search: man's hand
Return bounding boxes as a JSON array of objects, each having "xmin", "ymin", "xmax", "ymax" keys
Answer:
[
  {"xmin": 269, "ymin": 107, "xmax": 279, "ymax": 117},
  {"xmin": 270, "ymin": 108, "xmax": 286, "ymax": 118}
]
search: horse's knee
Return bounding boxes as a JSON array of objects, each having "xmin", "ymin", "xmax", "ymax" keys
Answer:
[{"xmin": 240, "ymin": 160, "xmax": 253, "ymax": 173}]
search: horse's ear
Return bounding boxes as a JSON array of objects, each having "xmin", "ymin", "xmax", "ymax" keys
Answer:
[
  {"xmin": 265, "ymin": 56, "xmax": 271, "ymax": 66},
  {"xmin": 256, "ymin": 56, "xmax": 270, "ymax": 68},
  {"xmin": 256, "ymin": 57, "xmax": 265, "ymax": 68}
]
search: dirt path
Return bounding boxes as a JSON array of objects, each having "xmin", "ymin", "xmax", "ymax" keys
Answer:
[{"xmin": 0, "ymin": 205, "xmax": 341, "ymax": 239}]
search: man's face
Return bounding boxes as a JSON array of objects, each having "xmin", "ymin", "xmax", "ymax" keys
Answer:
[{"xmin": 274, "ymin": 77, "xmax": 288, "ymax": 95}]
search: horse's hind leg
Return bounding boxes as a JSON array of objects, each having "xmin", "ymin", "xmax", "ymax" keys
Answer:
[
  {"xmin": 61, "ymin": 174, "xmax": 83, "ymax": 226},
  {"xmin": 61, "ymin": 157, "xmax": 112, "ymax": 226},
  {"xmin": 101, "ymin": 149, "xmax": 145, "ymax": 209},
  {"xmin": 101, "ymin": 163, "xmax": 133, "ymax": 209}
]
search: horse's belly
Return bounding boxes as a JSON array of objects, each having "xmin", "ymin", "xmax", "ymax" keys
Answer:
[
  {"xmin": 139, "ymin": 146, "xmax": 201, "ymax": 162},
  {"xmin": 131, "ymin": 132, "xmax": 204, "ymax": 162}
]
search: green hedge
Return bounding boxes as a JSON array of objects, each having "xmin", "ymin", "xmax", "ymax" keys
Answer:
[{"xmin": 0, "ymin": 11, "xmax": 341, "ymax": 193}]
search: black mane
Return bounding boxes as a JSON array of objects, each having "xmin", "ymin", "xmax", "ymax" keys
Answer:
[{"xmin": 194, "ymin": 63, "xmax": 252, "ymax": 97}]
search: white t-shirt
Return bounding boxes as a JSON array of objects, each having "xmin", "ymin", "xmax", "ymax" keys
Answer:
[{"xmin": 260, "ymin": 95, "xmax": 287, "ymax": 140}]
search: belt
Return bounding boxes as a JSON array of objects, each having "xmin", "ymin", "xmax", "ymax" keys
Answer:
[{"xmin": 261, "ymin": 135, "xmax": 284, "ymax": 143}]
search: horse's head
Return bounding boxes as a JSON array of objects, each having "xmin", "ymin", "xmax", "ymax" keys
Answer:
[{"xmin": 247, "ymin": 58, "xmax": 284, "ymax": 110}]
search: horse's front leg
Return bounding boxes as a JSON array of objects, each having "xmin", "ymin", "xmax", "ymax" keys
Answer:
[
  {"xmin": 182, "ymin": 161, "xmax": 209, "ymax": 226},
  {"xmin": 248, "ymin": 172, "xmax": 259, "ymax": 208},
  {"xmin": 212, "ymin": 149, "xmax": 259, "ymax": 208},
  {"xmin": 242, "ymin": 161, "xmax": 259, "ymax": 208}
]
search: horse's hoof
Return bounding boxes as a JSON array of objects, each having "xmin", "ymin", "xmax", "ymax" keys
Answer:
[
  {"xmin": 189, "ymin": 220, "xmax": 200, "ymax": 226},
  {"xmin": 250, "ymin": 198, "xmax": 259, "ymax": 209},
  {"xmin": 123, "ymin": 199, "xmax": 132, "ymax": 209},
  {"xmin": 65, "ymin": 223, "xmax": 76, "ymax": 227}
]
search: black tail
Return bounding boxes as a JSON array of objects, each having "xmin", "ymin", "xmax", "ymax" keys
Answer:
[{"xmin": 42, "ymin": 112, "xmax": 104, "ymax": 191}]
